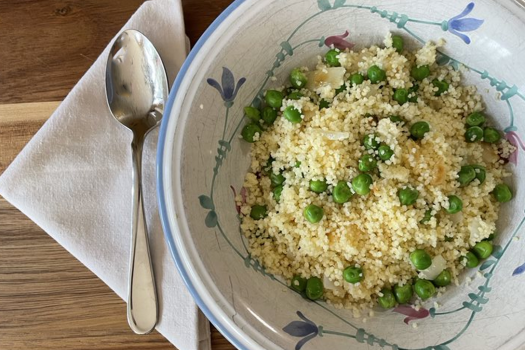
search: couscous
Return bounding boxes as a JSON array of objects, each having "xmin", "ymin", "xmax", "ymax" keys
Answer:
[{"xmin": 237, "ymin": 34, "xmax": 515, "ymax": 312}]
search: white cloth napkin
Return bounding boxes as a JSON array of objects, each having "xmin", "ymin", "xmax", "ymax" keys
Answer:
[{"xmin": 0, "ymin": 1, "xmax": 211, "ymax": 349}]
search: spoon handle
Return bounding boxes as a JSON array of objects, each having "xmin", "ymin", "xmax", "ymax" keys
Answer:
[{"xmin": 127, "ymin": 139, "xmax": 158, "ymax": 334}]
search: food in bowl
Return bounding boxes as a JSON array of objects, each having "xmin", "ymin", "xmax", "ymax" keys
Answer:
[{"xmin": 237, "ymin": 33, "xmax": 515, "ymax": 312}]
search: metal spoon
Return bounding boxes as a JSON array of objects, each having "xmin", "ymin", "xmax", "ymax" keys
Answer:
[{"xmin": 105, "ymin": 29, "xmax": 168, "ymax": 334}]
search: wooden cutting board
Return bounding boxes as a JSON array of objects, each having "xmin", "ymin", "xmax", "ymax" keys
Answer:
[{"xmin": 0, "ymin": 0, "xmax": 235, "ymax": 349}]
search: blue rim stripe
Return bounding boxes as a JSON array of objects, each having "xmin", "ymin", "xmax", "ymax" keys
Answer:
[{"xmin": 156, "ymin": 1, "xmax": 252, "ymax": 350}]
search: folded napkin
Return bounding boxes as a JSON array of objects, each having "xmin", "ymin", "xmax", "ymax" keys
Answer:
[{"xmin": 0, "ymin": 1, "xmax": 211, "ymax": 349}]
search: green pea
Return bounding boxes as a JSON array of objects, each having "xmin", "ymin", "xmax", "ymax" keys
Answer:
[
  {"xmin": 261, "ymin": 106, "xmax": 278, "ymax": 125},
  {"xmin": 408, "ymin": 84, "xmax": 419, "ymax": 102},
  {"xmin": 414, "ymin": 279, "xmax": 436, "ymax": 300},
  {"xmin": 283, "ymin": 106, "xmax": 302, "ymax": 124},
  {"xmin": 333, "ymin": 180, "xmax": 352, "ymax": 204},
  {"xmin": 410, "ymin": 121, "xmax": 430, "ymax": 140},
  {"xmin": 472, "ymin": 241, "xmax": 493, "ymax": 259},
  {"xmin": 411, "ymin": 65, "xmax": 430, "ymax": 81},
  {"xmin": 378, "ymin": 144, "xmax": 394, "ymax": 161},
  {"xmin": 433, "ymin": 269, "xmax": 452, "ymax": 287},
  {"xmin": 465, "ymin": 126, "xmax": 483, "ymax": 142},
  {"xmin": 343, "ymin": 266, "xmax": 364, "ymax": 284},
  {"xmin": 352, "ymin": 173, "xmax": 373, "ymax": 196},
  {"xmin": 378, "ymin": 288, "xmax": 396, "ymax": 309},
  {"xmin": 420, "ymin": 209, "xmax": 432, "ymax": 224},
  {"xmin": 462, "ymin": 251, "xmax": 479, "ymax": 268},
  {"xmin": 270, "ymin": 172, "xmax": 285, "ymax": 187},
  {"xmin": 290, "ymin": 275, "xmax": 307, "ymax": 293},
  {"xmin": 309, "ymin": 179, "xmax": 328, "ymax": 193},
  {"xmin": 295, "ymin": 161, "xmax": 302, "ymax": 168},
  {"xmin": 319, "ymin": 99, "xmax": 330, "ymax": 109},
  {"xmin": 305, "ymin": 277, "xmax": 324, "ymax": 300},
  {"xmin": 244, "ymin": 106, "xmax": 260, "ymax": 122},
  {"xmin": 483, "ymin": 127, "xmax": 501, "ymax": 143},
  {"xmin": 358, "ymin": 154, "xmax": 378, "ymax": 172},
  {"xmin": 432, "ymin": 79, "xmax": 449, "ymax": 96},
  {"xmin": 466, "ymin": 111, "xmax": 486, "ymax": 126},
  {"xmin": 304, "ymin": 204, "xmax": 324, "ymax": 223},
  {"xmin": 273, "ymin": 185, "xmax": 283, "ymax": 203},
  {"xmin": 471, "ymin": 165, "xmax": 486, "ymax": 184},
  {"xmin": 265, "ymin": 90, "xmax": 284, "ymax": 109},
  {"xmin": 410, "ymin": 249, "xmax": 432, "ymax": 270},
  {"xmin": 250, "ymin": 205, "xmax": 267, "ymax": 220},
  {"xmin": 446, "ymin": 195, "xmax": 463, "ymax": 214},
  {"xmin": 393, "ymin": 88, "xmax": 409, "ymax": 105},
  {"xmin": 492, "ymin": 183, "xmax": 512, "ymax": 203},
  {"xmin": 398, "ymin": 187, "xmax": 419, "ymax": 206},
  {"xmin": 392, "ymin": 35, "xmax": 404, "ymax": 53},
  {"xmin": 241, "ymin": 123, "xmax": 263, "ymax": 143},
  {"xmin": 394, "ymin": 283, "xmax": 413, "ymax": 304},
  {"xmin": 457, "ymin": 165, "xmax": 476, "ymax": 187},
  {"xmin": 287, "ymin": 91, "xmax": 303, "ymax": 100},
  {"xmin": 368, "ymin": 65, "xmax": 387, "ymax": 84},
  {"xmin": 325, "ymin": 49, "xmax": 341, "ymax": 67},
  {"xmin": 290, "ymin": 68, "xmax": 308, "ymax": 89},
  {"xmin": 350, "ymin": 73, "xmax": 365, "ymax": 85},
  {"xmin": 389, "ymin": 115, "xmax": 403, "ymax": 124},
  {"xmin": 363, "ymin": 133, "xmax": 380, "ymax": 150}
]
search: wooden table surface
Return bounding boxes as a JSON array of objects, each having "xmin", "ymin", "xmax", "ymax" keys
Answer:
[{"xmin": 0, "ymin": 1, "xmax": 235, "ymax": 349}]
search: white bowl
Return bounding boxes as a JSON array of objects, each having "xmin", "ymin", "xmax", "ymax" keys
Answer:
[{"xmin": 158, "ymin": 1, "xmax": 525, "ymax": 349}]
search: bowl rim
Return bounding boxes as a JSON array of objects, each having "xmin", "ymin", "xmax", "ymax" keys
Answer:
[{"xmin": 156, "ymin": 0, "xmax": 261, "ymax": 349}]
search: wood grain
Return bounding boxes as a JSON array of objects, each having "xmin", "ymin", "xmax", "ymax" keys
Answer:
[{"xmin": 0, "ymin": 0, "xmax": 235, "ymax": 349}]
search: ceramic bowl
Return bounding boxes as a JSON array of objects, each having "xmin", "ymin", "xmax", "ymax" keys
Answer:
[{"xmin": 157, "ymin": 0, "xmax": 525, "ymax": 349}]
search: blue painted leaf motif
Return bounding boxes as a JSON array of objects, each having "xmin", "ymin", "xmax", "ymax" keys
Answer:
[
  {"xmin": 317, "ymin": 0, "xmax": 331, "ymax": 11},
  {"xmin": 479, "ymin": 259, "xmax": 496, "ymax": 271},
  {"xmin": 447, "ymin": 2, "xmax": 484, "ymax": 44},
  {"xmin": 512, "ymin": 262, "xmax": 525, "ymax": 276},
  {"xmin": 207, "ymin": 67, "xmax": 246, "ymax": 102},
  {"xmin": 206, "ymin": 78, "xmax": 223, "ymax": 97},
  {"xmin": 283, "ymin": 312, "xmax": 319, "ymax": 350},
  {"xmin": 221, "ymin": 67, "xmax": 235, "ymax": 101},
  {"xmin": 450, "ymin": 18, "xmax": 484, "ymax": 32},
  {"xmin": 280, "ymin": 41, "xmax": 294, "ymax": 56},
  {"xmin": 333, "ymin": 0, "xmax": 346, "ymax": 8},
  {"xmin": 318, "ymin": 36, "xmax": 325, "ymax": 47},
  {"xmin": 232, "ymin": 77, "xmax": 246, "ymax": 103},
  {"xmin": 435, "ymin": 345, "xmax": 451, "ymax": 350},
  {"xmin": 198, "ymin": 195, "xmax": 213, "ymax": 209},
  {"xmin": 295, "ymin": 334, "xmax": 317, "ymax": 350},
  {"xmin": 205, "ymin": 210, "xmax": 218, "ymax": 227},
  {"xmin": 283, "ymin": 321, "xmax": 317, "ymax": 337}
]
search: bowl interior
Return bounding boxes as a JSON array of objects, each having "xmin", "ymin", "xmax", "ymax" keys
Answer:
[{"xmin": 159, "ymin": 0, "xmax": 525, "ymax": 349}]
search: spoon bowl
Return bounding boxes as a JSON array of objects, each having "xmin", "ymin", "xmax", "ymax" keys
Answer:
[{"xmin": 105, "ymin": 29, "xmax": 168, "ymax": 335}]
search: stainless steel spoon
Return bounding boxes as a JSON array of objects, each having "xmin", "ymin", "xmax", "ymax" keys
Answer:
[{"xmin": 105, "ymin": 29, "xmax": 168, "ymax": 334}]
